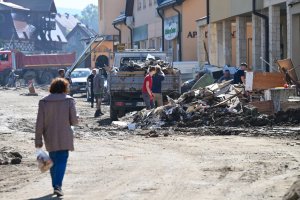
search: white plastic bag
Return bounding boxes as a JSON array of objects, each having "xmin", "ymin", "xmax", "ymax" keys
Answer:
[{"xmin": 36, "ymin": 148, "xmax": 53, "ymax": 173}]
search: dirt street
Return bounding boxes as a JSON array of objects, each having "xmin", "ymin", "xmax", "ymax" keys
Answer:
[{"xmin": 0, "ymin": 87, "xmax": 300, "ymax": 200}]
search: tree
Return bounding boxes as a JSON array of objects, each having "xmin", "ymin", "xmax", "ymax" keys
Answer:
[{"xmin": 79, "ymin": 4, "xmax": 99, "ymax": 33}]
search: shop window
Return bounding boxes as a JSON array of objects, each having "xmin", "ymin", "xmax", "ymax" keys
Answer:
[{"xmin": 143, "ymin": 0, "xmax": 146, "ymax": 9}]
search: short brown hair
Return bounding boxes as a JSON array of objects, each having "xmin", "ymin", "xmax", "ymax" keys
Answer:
[
  {"xmin": 49, "ymin": 78, "xmax": 69, "ymax": 94},
  {"xmin": 149, "ymin": 66, "xmax": 156, "ymax": 72},
  {"xmin": 155, "ymin": 65, "xmax": 162, "ymax": 73}
]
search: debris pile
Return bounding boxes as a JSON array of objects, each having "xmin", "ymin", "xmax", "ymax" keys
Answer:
[
  {"xmin": 0, "ymin": 147, "xmax": 22, "ymax": 165},
  {"xmin": 118, "ymin": 59, "xmax": 180, "ymax": 75},
  {"xmin": 133, "ymin": 81, "xmax": 300, "ymax": 129}
]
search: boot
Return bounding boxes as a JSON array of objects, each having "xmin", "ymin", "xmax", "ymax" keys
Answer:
[
  {"xmin": 94, "ymin": 109, "xmax": 100, "ymax": 117},
  {"xmin": 99, "ymin": 109, "xmax": 104, "ymax": 115}
]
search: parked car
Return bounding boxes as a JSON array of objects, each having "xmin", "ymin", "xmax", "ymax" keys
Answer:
[{"xmin": 70, "ymin": 68, "xmax": 91, "ymax": 96}]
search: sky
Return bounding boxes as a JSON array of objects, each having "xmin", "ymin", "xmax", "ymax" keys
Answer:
[{"xmin": 54, "ymin": 0, "xmax": 98, "ymax": 9}]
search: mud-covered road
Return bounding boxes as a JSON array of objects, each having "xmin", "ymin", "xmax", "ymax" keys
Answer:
[{"xmin": 0, "ymin": 87, "xmax": 299, "ymax": 200}]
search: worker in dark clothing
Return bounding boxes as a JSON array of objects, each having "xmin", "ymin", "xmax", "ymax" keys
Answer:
[
  {"xmin": 233, "ymin": 63, "xmax": 247, "ymax": 84},
  {"xmin": 152, "ymin": 65, "xmax": 165, "ymax": 107},
  {"xmin": 87, "ymin": 69, "xmax": 96, "ymax": 108}
]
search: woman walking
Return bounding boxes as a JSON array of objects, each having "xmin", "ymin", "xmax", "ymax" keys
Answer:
[{"xmin": 35, "ymin": 78, "xmax": 78, "ymax": 197}]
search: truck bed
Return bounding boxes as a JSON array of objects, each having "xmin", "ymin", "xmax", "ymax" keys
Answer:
[
  {"xmin": 16, "ymin": 52, "xmax": 75, "ymax": 68},
  {"xmin": 108, "ymin": 71, "xmax": 181, "ymax": 94}
]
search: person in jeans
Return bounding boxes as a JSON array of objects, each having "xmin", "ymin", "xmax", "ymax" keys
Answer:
[
  {"xmin": 87, "ymin": 69, "xmax": 96, "ymax": 108},
  {"xmin": 142, "ymin": 66, "xmax": 156, "ymax": 110},
  {"xmin": 93, "ymin": 68, "xmax": 105, "ymax": 117},
  {"xmin": 152, "ymin": 65, "xmax": 165, "ymax": 107},
  {"xmin": 35, "ymin": 78, "xmax": 78, "ymax": 197}
]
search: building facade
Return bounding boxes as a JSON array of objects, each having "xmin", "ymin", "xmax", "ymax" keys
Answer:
[
  {"xmin": 197, "ymin": 0, "xmax": 300, "ymax": 78},
  {"xmin": 96, "ymin": 0, "xmax": 126, "ymax": 68},
  {"xmin": 112, "ymin": 0, "xmax": 206, "ymax": 62},
  {"xmin": 0, "ymin": 0, "xmax": 67, "ymax": 53}
]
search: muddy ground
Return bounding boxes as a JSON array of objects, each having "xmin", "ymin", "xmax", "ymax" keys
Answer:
[{"xmin": 0, "ymin": 87, "xmax": 299, "ymax": 200}]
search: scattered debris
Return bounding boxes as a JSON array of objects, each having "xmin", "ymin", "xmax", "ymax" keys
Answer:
[
  {"xmin": 0, "ymin": 147, "xmax": 22, "ymax": 165},
  {"xmin": 132, "ymin": 81, "xmax": 300, "ymax": 129},
  {"xmin": 283, "ymin": 179, "xmax": 300, "ymax": 200}
]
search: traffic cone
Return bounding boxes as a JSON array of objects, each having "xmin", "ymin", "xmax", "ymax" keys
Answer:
[{"xmin": 28, "ymin": 80, "xmax": 37, "ymax": 95}]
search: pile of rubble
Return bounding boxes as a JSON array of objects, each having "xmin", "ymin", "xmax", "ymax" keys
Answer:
[
  {"xmin": 133, "ymin": 80, "xmax": 300, "ymax": 129},
  {"xmin": 0, "ymin": 147, "xmax": 22, "ymax": 165},
  {"xmin": 118, "ymin": 59, "xmax": 180, "ymax": 75}
]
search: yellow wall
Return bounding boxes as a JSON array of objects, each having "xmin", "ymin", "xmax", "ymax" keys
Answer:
[
  {"xmin": 98, "ymin": 0, "xmax": 126, "ymax": 36},
  {"xmin": 91, "ymin": 41, "xmax": 114, "ymax": 68},
  {"xmin": 163, "ymin": 0, "xmax": 206, "ymax": 61},
  {"xmin": 182, "ymin": 0, "xmax": 206, "ymax": 61}
]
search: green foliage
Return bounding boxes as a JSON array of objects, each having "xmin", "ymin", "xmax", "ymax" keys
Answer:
[{"xmin": 79, "ymin": 4, "xmax": 99, "ymax": 33}]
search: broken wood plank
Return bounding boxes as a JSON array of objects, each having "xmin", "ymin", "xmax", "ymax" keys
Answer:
[
  {"xmin": 280, "ymin": 101, "xmax": 300, "ymax": 112},
  {"xmin": 249, "ymin": 100, "xmax": 274, "ymax": 115},
  {"xmin": 276, "ymin": 59, "xmax": 299, "ymax": 82},
  {"xmin": 252, "ymin": 72, "xmax": 285, "ymax": 90}
]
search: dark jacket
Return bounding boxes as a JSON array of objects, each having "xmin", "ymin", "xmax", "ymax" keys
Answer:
[
  {"xmin": 35, "ymin": 94, "xmax": 78, "ymax": 152},
  {"xmin": 152, "ymin": 73, "xmax": 165, "ymax": 93}
]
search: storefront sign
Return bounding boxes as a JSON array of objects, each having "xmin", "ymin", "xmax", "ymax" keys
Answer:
[
  {"xmin": 164, "ymin": 16, "xmax": 178, "ymax": 41},
  {"xmin": 187, "ymin": 31, "xmax": 197, "ymax": 38}
]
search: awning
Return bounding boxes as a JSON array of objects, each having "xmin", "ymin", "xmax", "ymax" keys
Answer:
[
  {"xmin": 157, "ymin": 0, "xmax": 184, "ymax": 9},
  {"xmin": 112, "ymin": 14, "xmax": 126, "ymax": 25}
]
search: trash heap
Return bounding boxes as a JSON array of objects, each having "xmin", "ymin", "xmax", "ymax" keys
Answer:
[
  {"xmin": 133, "ymin": 80, "xmax": 300, "ymax": 128},
  {"xmin": 0, "ymin": 147, "xmax": 22, "ymax": 165},
  {"xmin": 118, "ymin": 59, "xmax": 180, "ymax": 75}
]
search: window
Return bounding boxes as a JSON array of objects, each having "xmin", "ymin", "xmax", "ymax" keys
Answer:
[
  {"xmin": 143, "ymin": 0, "xmax": 146, "ymax": 9},
  {"xmin": 149, "ymin": 0, "xmax": 152, "ymax": 6},
  {"xmin": 0, "ymin": 53, "xmax": 9, "ymax": 61},
  {"xmin": 137, "ymin": 0, "xmax": 142, "ymax": 11}
]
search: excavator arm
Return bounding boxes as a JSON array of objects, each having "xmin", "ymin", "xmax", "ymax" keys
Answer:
[{"xmin": 66, "ymin": 35, "xmax": 105, "ymax": 78}]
